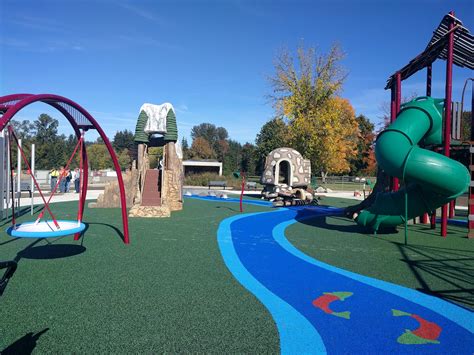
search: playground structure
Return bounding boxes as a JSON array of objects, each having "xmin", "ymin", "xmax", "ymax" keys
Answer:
[
  {"xmin": 127, "ymin": 103, "xmax": 183, "ymax": 218},
  {"xmin": 353, "ymin": 97, "xmax": 470, "ymax": 231},
  {"xmin": 348, "ymin": 12, "xmax": 474, "ymax": 237},
  {"xmin": 0, "ymin": 94, "xmax": 130, "ymax": 244},
  {"xmin": 260, "ymin": 147, "xmax": 314, "ymax": 206}
]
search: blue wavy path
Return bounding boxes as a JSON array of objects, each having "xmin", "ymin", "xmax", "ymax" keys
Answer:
[{"xmin": 216, "ymin": 204, "xmax": 474, "ymax": 354}]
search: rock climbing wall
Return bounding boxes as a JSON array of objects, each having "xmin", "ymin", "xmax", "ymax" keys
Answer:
[
  {"xmin": 92, "ymin": 169, "xmax": 137, "ymax": 208},
  {"xmin": 162, "ymin": 141, "xmax": 183, "ymax": 212}
]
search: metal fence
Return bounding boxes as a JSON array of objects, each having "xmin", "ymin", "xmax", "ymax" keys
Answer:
[
  {"xmin": 247, "ymin": 175, "xmax": 377, "ymax": 192},
  {"xmin": 312, "ymin": 176, "xmax": 377, "ymax": 192}
]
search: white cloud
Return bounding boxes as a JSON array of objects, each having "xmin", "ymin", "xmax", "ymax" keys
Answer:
[
  {"xmin": 8, "ymin": 15, "xmax": 69, "ymax": 33},
  {"xmin": 119, "ymin": 3, "xmax": 169, "ymax": 26}
]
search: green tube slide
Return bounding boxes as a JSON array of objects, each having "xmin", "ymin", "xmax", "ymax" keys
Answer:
[{"xmin": 355, "ymin": 97, "xmax": 470, "ymax": 231}]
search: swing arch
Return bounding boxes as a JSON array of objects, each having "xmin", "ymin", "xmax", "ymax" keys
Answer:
[{"xmin": 0, "ymin": 94, "xmax": 130, "ymax": 244}]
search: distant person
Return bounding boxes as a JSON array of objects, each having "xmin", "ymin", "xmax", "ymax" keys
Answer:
[
  {"xmin": 73, "ymin": 168, "xmax": 81, "ymax": 193},
  {"xmin": 49, "ymin": 167, "xmax": 59, "ymax": 191},
  {"xmin": 59, "ymin": 166, "xmax": 66, "ymax": 193},
  {"xmin": 65, "ymin": 169, "xmax": 72, "ymax": 192}
]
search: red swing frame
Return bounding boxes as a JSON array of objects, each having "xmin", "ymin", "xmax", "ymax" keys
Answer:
[{"xmin": 0, "ymin": 94, "xmax": 130, "ymax": 244}]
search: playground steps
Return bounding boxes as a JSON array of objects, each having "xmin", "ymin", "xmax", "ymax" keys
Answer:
[{"xmin": 141, "ymin": 169, "xmax": 161, "ymax": 206}]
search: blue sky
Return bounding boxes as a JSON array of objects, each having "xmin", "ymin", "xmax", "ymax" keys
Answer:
[{"xmin": 1, "ymin": 0, "xmax": 472, "ymax": 143}]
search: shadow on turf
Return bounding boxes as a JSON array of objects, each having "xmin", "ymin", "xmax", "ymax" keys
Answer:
[
  {"xmin": 294, "ymin": 211, "xmax": 397, "ymax": 235},
  {"xmin": 0, "ymin": 237, "xmax": 21, "ymax": 246},
  {"xmin": 215, "ymin": 205, "xmax": 240, "ymax": 212},
  {"xmin": 395, "ymin": 243, "xmax": 474, "ymax": 309},
  {"xmin": 18, "ymin": 244, "xmax": 86, "ymax": 260},
  {"xmin": 1, "ymin": 328, "xmax": 49, "ymax": 355},
  {"xmin": 13, "ymin": 237, "xmax": 86, "ymax": 262},
  {"xmin": 85, "ymin": 222, "xmax": 125, "ymax": 242},
  {"xmin": 294, "ymin": 210, "xmax": 473, "ymax": 309}
]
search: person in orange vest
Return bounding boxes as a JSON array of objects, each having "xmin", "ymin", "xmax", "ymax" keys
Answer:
[{"xmin": 59, "ymin": 166, "xmax": 66, "ymax": 193}]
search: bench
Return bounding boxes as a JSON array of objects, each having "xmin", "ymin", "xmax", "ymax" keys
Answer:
[
  {"xmin": 208, "ymin": 180, "xmax": 227, "ymax": 190},
  {"xmin": 246, "ymin": 181, "xmax": 257, "ymax": 190},
  {"xmin": 4, "ymin": 182, "xmax": 32, "ymax": 198},
  {"xmin": 20, "ymin": 182, "xmax": 32, "ymax": 197}
]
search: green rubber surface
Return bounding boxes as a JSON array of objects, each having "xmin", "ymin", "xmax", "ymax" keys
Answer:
[{"xmin": 0, "ymin": 199, "xmax": 277, "ymax": 353}]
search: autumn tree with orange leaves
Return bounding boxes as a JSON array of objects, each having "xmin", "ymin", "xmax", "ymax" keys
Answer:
[
  {"xmin": 350, "ymin": 114, "xmax": 376, "ymax": 176},
  {"xmin": 190, "ymin": 137, "xmax": 214, "ymax": 159},
  {"xmin": 269, "ymin": 44, "xmax": 359, "ymax": 181}
]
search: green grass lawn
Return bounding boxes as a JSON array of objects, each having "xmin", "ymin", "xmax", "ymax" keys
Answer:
[
  {"xmin": 0, "ymin": 199, "xmax": 278, "ymax": 353},
  {"xmin": 287, "ymin": 197, "xmax": 474, "ymax": 310}
]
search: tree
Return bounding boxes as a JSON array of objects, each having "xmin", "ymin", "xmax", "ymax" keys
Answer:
[
  {"xmin": 191, "ymin": 123, "xmax": 228, "ymax": 143},
  {"xmin": 31, "ymin": 114, "xmax": 61, "ymax": 169},
  {"xmin": 241, "ymin": 143, "xmax": 257, "ymax": 175},
  {"xmin": 189, "ymin": 137, "xmax": 214, "ymax": 159},
  {"xmin": 113, "ymin": 130, "xmax": 135, "ymax": 151},
  {"xmin": 10, "ymin": 119, "xmax": 34, "ymax": 141},
  {"xmin": 269, "ymin": 44, "xmax": 346, "ymax": 119},
  {"xmin": 215, "ymin": 139, "xmax": 229, "ymax": 162},
  {"xmin": 87, "ymin": 144, "xmax": 112, "ymax": 170},
  {"xmin": 461, "ymin": 111, "xmax": 471, "ymax": 141},
  {"xmin": 117, "ymin": 148, "xmax": 132, "ymax": 170},
  {"xmin": 33, "ymin": 114, "xmax": 59, "ymax": 144},
  {"xmin": 222, "ymin": 139, "xmax": 242, "ymax": 175},
  {"xmin": 268, "ymin": 43, "xmax": 357, "ymax": 180},
  {"xmin": 181, "ymin": 137, "xmax": 191, "ymax": 159},
  {"xmin": 190, "ymin": 123, "xmax": 229, "ymax": 159},
  {"xmin": 50, "ymin": 138, "xmax": 68, "ymax": 169},
  {"xmin": 148, "ymin": 147, "xmax": 163, "ymax": 169},
  {"xmin": 255, "ymin": 118, "xmax": 288, "ymax": 174},
  {"xmin": 349, "ymin": 115, "xmax": 376, "ymax": 175},
  {"xmin": 287, "ymin": 97, "xmax": 359, "ymax": 180}
]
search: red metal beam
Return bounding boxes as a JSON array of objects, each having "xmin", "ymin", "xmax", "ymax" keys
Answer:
[
  {"xmin": 426, "ymin": 65, "xmax": 432, "ymax": 96},
  {"xmin": 441, "ymin": 11, "xmax": 455, "ymax": 237},
  {"xmin": 395, "ymin": 72, "xmax": 402, "ymax": 114},
  {"xmin": 390, "ymin": 84, "xmax": 396, "ymax": 124}
]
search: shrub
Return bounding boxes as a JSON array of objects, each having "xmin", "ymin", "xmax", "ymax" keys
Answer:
[{"xmin": 184, "ymin": 173, "xmax": 244, "ymax": 189}]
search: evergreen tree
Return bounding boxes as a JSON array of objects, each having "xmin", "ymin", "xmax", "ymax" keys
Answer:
[
  {"xmin": 241, "ymin": 143, "xmax": 257, "ymax": 175},
  {"xmin": 181, "ymin": 137, "xmax": 190, "ymax": 159},
  {"xmin": 32, "ymin": 114, "xmax": 61, "ymax": 169},
  {"xmin": 113, "ymin": 129, "xmax": 135, "ymax": 151},
  {"xmin": 10, "ymin": 119, "xmax": 34, "ymax": 142},
  {"xmin": 222, "ymin": 140, "xmax": 242, "ymax": 175}
]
